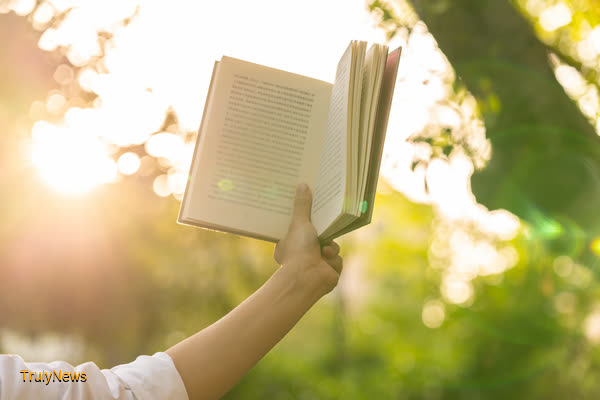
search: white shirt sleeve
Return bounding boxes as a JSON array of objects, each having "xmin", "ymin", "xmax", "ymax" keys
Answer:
[{"xmin": 0, "ymin": 352, "xmax": 189, "ymax": 400}]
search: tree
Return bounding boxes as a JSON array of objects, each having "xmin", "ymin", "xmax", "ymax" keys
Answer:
[{"xmin": 372, "ymin": 0, "xmax": 600, "ymax": 264}]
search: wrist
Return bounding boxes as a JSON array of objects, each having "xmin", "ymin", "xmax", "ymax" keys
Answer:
[{"xmin": 272, "ymin": 262, "xmax": 324, "ymax": 306}]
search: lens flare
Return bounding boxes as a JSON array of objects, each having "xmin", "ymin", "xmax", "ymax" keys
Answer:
[
  {"xmin": 591, "ymin": 238, "xmax": 600, "ymax": 256},
  {"xmin": 218, "ymin": 179, "xmax": 234, "ymax": 191},
  {"xmin": 31, "ymin": 120, "xmax": 117, "ymax": 195}
]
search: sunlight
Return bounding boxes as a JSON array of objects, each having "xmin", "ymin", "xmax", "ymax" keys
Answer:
[
  {"xmin": 145, "ymin": 133, "xmax": 185, "ymax": 160},
  {"xmin": 45, "ymin": 92, "xmax": 66, "ymax": 115},
  {"xmin": 9, "ymin": 0, "xmax": 35, "ymax": 16},
  {"xmin": 584, "ymin": 308, "xmax": 600, "ymax": 344},
  {"xmin": 539, "ymin": 2, "xmax": 572, "ymax": 32},
  {"xmin": 117, "ymin": 152, "xmax": 141, "ymax": 175},
  {"xmin": 589, "ymin": 27, "xmax": 600, "ymax": 56},
  {"xmin": 153, "ymin": 174, "xmax": 170, "ymax": 197},
  {"xmin": 30, "ymin": 120, "xmax": 117, "ymax": 194},
  {"xmin": 11, "ymin": 0, "xmax": 386, "ymax": 197},
  {"xmin": 550, "ymin": 54, "xmax": 600, "ymax": 133},
  {"xmin": 591, "ymin": 238, "xmax": 600, "ymax": 256},
  {"xmin": 5, "ymin": 0, "xmax": 531, "ymax": 307},
  {"xmin": 441, "ymin": 273, "xmax": 473, "ymax": 305},
  {"xmin": 1, "ymin": 329, "xmax": 84, "ymax": 364},
  {"xmin": 553, "ymin": 255, "xmax": 574, "ymax": 277},
  {"xmin": 421, "ymin": 300, "xmax": 445, "ymax": 328}
]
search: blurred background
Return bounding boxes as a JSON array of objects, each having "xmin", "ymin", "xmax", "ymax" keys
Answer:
[{"xmin": 2, "ymin": 0, "xmax": 600, "ymax": 398}]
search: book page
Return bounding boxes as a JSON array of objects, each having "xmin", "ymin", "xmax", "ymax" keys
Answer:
[
  {"xmin": 361, "ymin": 47, "xmax": 401, "ymax": 218},
  {"xmin": 311, "ymin": 42, "xmax": 354, "ymax": 235},
  {"xmin": 181, "ymin": 57, "xmax": 332, "ymax": 240},
  {"xmin": 357, "ymin": 44, "xmax": 386, "ymax": 209},
  {"xmin": 349, "ymin": 41, "xmax": 367, "ymax": 213}
]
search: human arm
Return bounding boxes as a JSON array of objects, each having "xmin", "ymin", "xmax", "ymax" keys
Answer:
[{"xmin": 166, "ymin": 183, "xmax": 343, "ymax": 400}]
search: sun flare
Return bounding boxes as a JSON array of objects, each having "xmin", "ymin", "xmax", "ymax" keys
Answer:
[{"xmin": 31, "ymin": 120, "xmax": 117, "ymax": 195}]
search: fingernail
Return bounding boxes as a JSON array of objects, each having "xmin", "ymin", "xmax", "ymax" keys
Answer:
[{"xmin": 297, "ymin": 183, "xmax": 308, "ymax": 194}]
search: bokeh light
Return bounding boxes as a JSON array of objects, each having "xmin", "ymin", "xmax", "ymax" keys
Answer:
[
  {"xmin": 145, "ymin": 133, "xmax": 185, "ymax": 160},
  {"xmin": 167, "ymin": 170, "xmax": 187, "ymax": 199},
  {"xmin": 553, "ymin": 255, "xmax": 574, "ymax": 277},
  {"xmin": 554, "ymin": 291, "xmax": 576, "ymax": 314},
  {"xmin": 421, "ymin": 300, "xmax": 445, "ymax": 328},
  {"xmin": 45, "ymin": 93, "xmax": 66, "ymax": 115},
  {"xmin": 584, "ymin": 309, "xmax": 600, "ymax": 344},
  {"xmin": 53, "ymin": 64, "xmax": 74, "ymax": 85},
  {"xmin": 441, "ymin": 273, "xmax": 473, "ymax": 305},
  {"xmin": 539, "ymin": 2, "xmax": 572, "ymax": 32},
  {"xmin": 117, "ymin": 152, "xmax": 141, "ymax": 176},
  {"xmin": 153, "ymin": 174, "xmax": 170, "ymax": 197}
]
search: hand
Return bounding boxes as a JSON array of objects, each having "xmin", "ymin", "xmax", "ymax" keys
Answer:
[
  {"xmin": 274, "ymin": 183, "xmax": 343, "ymax": 299},
  {"xmin": 167, "ymin": 183, "xmax": 343, "ymax": 400}
]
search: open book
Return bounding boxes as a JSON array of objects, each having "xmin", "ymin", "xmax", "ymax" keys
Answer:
[{"xmin": 179, "ymin": 41, "xmax": 401, "ymax": 242}]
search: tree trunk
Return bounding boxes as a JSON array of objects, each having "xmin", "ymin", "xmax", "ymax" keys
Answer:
[{"xmin": 411, "ymin": 0, "xmax": 600, "ymax": 257}]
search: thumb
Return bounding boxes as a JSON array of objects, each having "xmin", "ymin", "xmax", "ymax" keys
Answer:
[{"xmin": 292, "ymin": 183, "xmax": 312, "ymax": 223}]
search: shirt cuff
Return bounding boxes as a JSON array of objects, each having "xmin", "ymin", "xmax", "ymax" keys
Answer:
[{"xmin": 110, "ymin": 352, "xmax": 189, "ymax": 400}]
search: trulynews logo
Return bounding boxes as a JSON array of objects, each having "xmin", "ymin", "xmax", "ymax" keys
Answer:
[{"xmin": 20, "ymin": 370, "xmax": 88, "ymax": 384}]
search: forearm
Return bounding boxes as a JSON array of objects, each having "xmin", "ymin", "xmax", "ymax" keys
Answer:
[
  {"xmin": 166, "ymin": 266, "xmax": 321, "ymax": 400},
  {"xmin": 167, "ymin": 184, "xmax": 342, "ymax": 400}
]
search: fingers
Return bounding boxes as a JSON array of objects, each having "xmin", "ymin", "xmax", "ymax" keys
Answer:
[
  {"xmin": 322, "ymin": 246, "xmax": 335, "ymax": 258},
  {"xmin": 273, "ymin": 242, "xmax": 282, "ymax": 265},
  {"xmin": 326, "ymin": 255, "xmax": 343, "ymax": 275},
  {"xmin": 322, "ymin": 240, "xmax": 342, "ymax": 274},
  {"xmin": 292, "ymin": 183, "xmax": 312, "ymax": 224},
  {"xmin": 322, "ymin": 241, "xmax": 340, "ymax": 258},
  {"xmin": 321, "ymin": 241, "xmax": 340, "ymax": 258}
]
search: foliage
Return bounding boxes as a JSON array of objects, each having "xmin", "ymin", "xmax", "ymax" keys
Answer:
[
  {"xmin": 371, "ymin": 0, "xmax": 600, "ymax": 266},
  {"xmin": 1, "ymin": 1, "xmax": 600, "ymax": 399}
]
